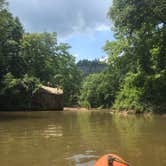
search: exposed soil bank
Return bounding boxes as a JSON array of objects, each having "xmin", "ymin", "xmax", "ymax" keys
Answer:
[{"xmin": 64, "ymin": 107, "xmax": 89, "ymax": 111}]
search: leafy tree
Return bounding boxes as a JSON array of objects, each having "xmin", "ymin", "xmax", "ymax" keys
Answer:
[
  {"xmin": 0, "ymin": 0, "xmax": 82, "ymax": 109},
  {"xmin": 80, "ymin": 71, "xmax": 117, "ymax": 108},
  {"xmin": 0, "ymin": 9, "xmax": 24, "ymax": 79},
  {"xmin": 108, "ymin": 0, "xmax": 166, "ymax": 112},
  {"xmin": 0, "ymin": 0, "xmax": 7, "ymax": 10},
  {"xmin": 0, "ymin": 73, "xmax": 40, "ymax": 110},
  {"xmin": 21, "ymin": 32, "xmax": 56, "ymax": 82},
  {"xmin": 54, "ymin": 51, "xmax": 82, "ymax": 105},
  {"xmin": 109, "ymin": 0, "xmax": 166, "ymax": 72},
  {"xmin": 113, "ymin": 72, "xmax": 145, "ymax": 112},
  {"xmin": 80, "ymin": 0, "xmax": 166, "ymax": 112},
  {"xmin": 21, "ymin": 32, "xmax": 81, "ymax": 106}
]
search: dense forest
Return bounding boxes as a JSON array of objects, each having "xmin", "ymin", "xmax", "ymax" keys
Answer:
[
  {"xmin": 0, "ymin": 0, "xmax": 81, "ymax": 108},
  {"xmin": 80, "ymin": 0, "xmax": 166, "ymax": 113},
  {"xmin": 0, "ymin": 0, "xmax": 166, "ymax": 113}
]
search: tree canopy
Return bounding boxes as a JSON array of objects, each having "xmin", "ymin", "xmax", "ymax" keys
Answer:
[
  {"xmin": 80, "ymin": 0, "xmax": 166, "ymax": 113},
  {"xmin": 0, "ymin": 2, "xmax": 81, "ymax": 108},
  {"xmin": 1, "ymin": 0, "xmax": 166, "ymax": 112}
]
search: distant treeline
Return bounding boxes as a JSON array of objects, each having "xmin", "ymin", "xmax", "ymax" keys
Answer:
[{"xmin": 77, "ymin": 59, "xmax": 107, "ymax": 77}]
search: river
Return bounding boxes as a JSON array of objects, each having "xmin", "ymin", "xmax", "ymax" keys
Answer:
[{"xmin": 0, "ymin": 110, "xmax": 165, "ymax": 166}]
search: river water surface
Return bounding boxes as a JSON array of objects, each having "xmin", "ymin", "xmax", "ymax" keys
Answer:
[{"xmin": 0, "ymin": 110, "xmax": 165, "ymax": 166}]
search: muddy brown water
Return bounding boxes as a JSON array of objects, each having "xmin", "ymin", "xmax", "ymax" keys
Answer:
[{"xmin": 0, "ymin": 110, "xmax": 165, "ymax": 166}]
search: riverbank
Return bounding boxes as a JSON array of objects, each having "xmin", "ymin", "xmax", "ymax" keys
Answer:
[
  {"xmin": 64, "ymin": 107, "xmax": 90, "ymax": 111},
  {"xmin": 64, "ymin": 107, "xmax": 166, "ymax": 116}
]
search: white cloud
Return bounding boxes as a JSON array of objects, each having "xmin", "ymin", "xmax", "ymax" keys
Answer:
[
  {"xmin": 8, "ymin": 0, "xmax": 112, "ymax": 38},
  {"xmin": 96, "ymin": 25, "xmax": 110, "ymax": 31}
]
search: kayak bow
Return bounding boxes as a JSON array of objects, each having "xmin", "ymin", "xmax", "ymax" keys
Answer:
[{"xmin": 94, "ymin": 154, "xmax": 129, "ymax": 166}]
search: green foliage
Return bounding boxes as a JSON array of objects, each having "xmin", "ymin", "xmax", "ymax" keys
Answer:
[
  {"xmin": 80, "ymin": 0, "xmax": 166, "ymax": 113},
  {"xmin": 21, "ymin": 32, "xmax": 57, "ymax": 82},
  {"xmin": 1, "ymin": 73, "xmax": 40, "ymax": 95},
  {"xmin": 80, "ymin": 73, "xmax": 101, "ymax": 108},
  {"xmin": 143, "ymin": 71, "xmax": 166, "ymax": 112},
  {"xmin": 55, "ymin": 53, "xmax": 82, "ymax": 105},
  {"xmin": 103, "ymin": 39, "xmax": 136, "ymax": 79},
  {"xmin": 21, "ymin": 33, "xmax": 81, "ymax": 105},
  {"xmin": 109, "ymin": 0, "xmax": 166, "ymax": 37},
  {"xmin": 1, "ymin": 0, "xmax": 166, "ymax": 112},
  {"xmin": 114, "ymin": 70, "xmax": 166, "ymax": 112},
  {"xmin": 0, "ymin": 73, "xmax": 40, "ymax": 109},
  {"xmin": 0, "ymin": 9, "xmax": 24, "ymax": 79},
  {"xmin": 108, "ymin": 0, "xmax": 166, "ymax": 113},
  {"xmin": 79, "ymin": 71, "xmax": 117, "ymax": 108},
  {"xmin": 0, "ymin": 0, "xmax": 7, "ymax": 10},
  {"xmin": 0, "ymin": 2, "xmax": 81, "ymax": 108},
  {"xmin": 113, "ymin": 72, "xmax": 146, "ymax": 112}
]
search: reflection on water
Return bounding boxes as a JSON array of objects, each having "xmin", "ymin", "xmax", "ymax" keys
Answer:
[
  {"xmin": 0, "ymin": 111, "xmax": 165, "ymax": 166},
  {"xmin": 66, "ymin": 153, "xmax": 97, "ymax": 166},
  {"xmin": 43, "ymin": 125, "xmax": 63, "ymax": 138}
]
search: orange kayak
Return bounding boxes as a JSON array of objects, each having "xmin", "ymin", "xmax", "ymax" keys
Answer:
[{"xmin": 94, "ymin": 154, "xmax": 129, "ymax": 166}]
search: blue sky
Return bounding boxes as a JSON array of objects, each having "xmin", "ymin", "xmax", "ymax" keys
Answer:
[
  {"xmin": 63, "ymin": 30, "xmax": 114, "ymax": 61},
  {"xmin": 9, "ymin": 0, "xmax": 114, "ymax": 61}
]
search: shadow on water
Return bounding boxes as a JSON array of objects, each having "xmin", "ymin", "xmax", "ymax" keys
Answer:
[{"xmin": 0, "ymin": 111, "xmax": 60, "ymax": 121}]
